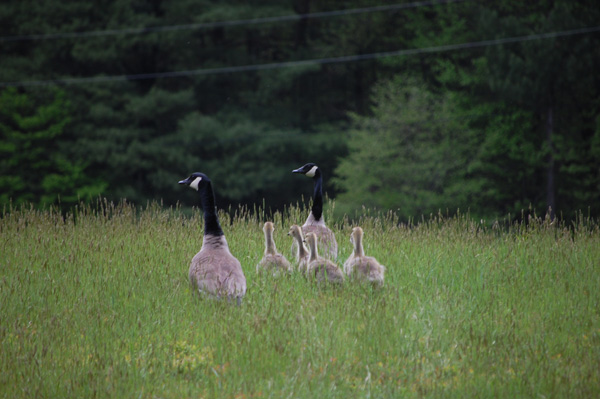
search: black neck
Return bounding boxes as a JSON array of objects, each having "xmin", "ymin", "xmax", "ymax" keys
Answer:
[
  {"xmin": 198, "ymin": 182, "xmax": 224, "ymax": 236},
  {"xmin": 312, "ymin": 169, "xmax": 323, "ymax": 221}
]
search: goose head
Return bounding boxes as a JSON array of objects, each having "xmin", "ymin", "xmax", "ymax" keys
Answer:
[
  {"xmin": 292, "ymin": 163, "xmax": 319, "ymax": 178},
  {"xmin": 178, "ymin": 172, "xmax": 210, "ymax": 191}
]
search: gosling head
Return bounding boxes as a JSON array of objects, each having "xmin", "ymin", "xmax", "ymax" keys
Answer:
[
  {"xmin": 292, "ymin": 163, "xmax": 320, "ymax": 178},
  {"xmin": 263, "ymin": 221, "xmax": 274, "ymax": 234},
  {"xmin": 178, "ymin": 172, "xmax": 210, "ymax": 191},
  {"xmin": 350, "ymin": 226, "xmax": 363, "ymax": 245},
  {"xmin": 288, "ymin": 224, "xmax": 303, "ymax": 238},
  {"xmin": 303, "ymin": 232, "xmax": 318, "ymax": 249}
]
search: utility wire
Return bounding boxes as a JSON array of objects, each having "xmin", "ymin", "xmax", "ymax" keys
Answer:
[
  {"xmin": 0, "ymin": 0, "xmax": 467, "ymax": 43},
  {"xmin": 2, "ymin": 25, "xmax": 599, "ymax": 88}
]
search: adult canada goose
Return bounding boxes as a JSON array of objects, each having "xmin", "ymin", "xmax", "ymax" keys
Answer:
[
  {"xmin": 287, "ymin": 224, "xmax": 310, "ymax": 273},
  {"xmin": 178, "ymin": 172, "xmax": 247, "ymax": 303},
  {"xmin": 343, "ymin": 227, "xmax": 385, "ymax": 287},
  {"xmin": 292, "ymin": 163, "xmax": 338, "ymax": 259},
  {"xmin": 304, "ymin": 232, "xmax": 344, "ymax": 284},
  {"xmin": 257, "ymin": 221, "xmax": 292, "ymax": 275}
]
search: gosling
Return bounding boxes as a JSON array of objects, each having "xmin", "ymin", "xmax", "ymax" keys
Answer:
[
  {"xmin": 343, "ymin": 227, "xmax": 385, "ymax": 287},
  {"xmin": 257, "ymin": 222, "xmax": 293, "ymax": 276},
  {"xmin": 288, "ymin": 224, "xmax": 310, "ymax": 273},
  {"xmin": 304, "ymin": 232, "xmax": 344, "ymax": 284}
]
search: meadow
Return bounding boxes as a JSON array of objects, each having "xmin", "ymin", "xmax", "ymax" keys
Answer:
[{"xmin": 1, "ymin": 201, "xmax": 599, "ymax": 398}]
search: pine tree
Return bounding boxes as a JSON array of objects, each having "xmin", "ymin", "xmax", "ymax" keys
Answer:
[
  {"xmin": 0, "ymin": 88, "xmax": 105, "ymax": 208},
  {"xmin": 333, "ymin": 76, "xmax": 478, "ymax": 220}
]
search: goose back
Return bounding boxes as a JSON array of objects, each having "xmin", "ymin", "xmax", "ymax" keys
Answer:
[
  {"xmin": 190, "ymin": 235, "xmax": 247, "ymax": 298},
  {"xmin": 302, "ymin": 213, "xmax": 338, "ymax": 260}
]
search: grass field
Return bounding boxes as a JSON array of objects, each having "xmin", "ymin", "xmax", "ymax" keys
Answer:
[{"xmin": 1, "ymin": 201, "xmax": 599, "ymax": 398}]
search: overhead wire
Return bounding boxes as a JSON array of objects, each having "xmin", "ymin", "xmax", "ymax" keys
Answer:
[
  {"xmin": 0, "ymin": 0, "xmax": 467, "ymax": 43},
  {"xmin": 1, "ymin": 25, "xmax": 599, "ymax": 88}
]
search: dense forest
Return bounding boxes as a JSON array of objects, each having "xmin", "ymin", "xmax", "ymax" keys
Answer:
[{"xmin": 1, "ymin": 0, "xmax": 599, "ymax": 221}]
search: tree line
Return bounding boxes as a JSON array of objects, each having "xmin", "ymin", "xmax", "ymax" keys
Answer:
[{"xmin": 1, "ymin": 0, "xmax": 599, "ymax": 221}]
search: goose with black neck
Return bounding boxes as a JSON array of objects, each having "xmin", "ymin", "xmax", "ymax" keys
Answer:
[
  {"xmin": 178, "ymin": 172, "xmax": 247, "ymax": 303},
  {"xmin": 292, "ymin": 163, "xmax": 338, "ymax": 259}
]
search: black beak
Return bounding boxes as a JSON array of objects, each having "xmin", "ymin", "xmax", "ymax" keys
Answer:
[
  {"xmin": 292, "ymin": 168, "xmax": 303, "ymax": 174},
  {"xmin": 178, "ymin": 178, "xmax": 190, "ymax": 185}
]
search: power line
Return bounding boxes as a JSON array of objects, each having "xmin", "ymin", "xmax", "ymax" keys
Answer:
[
  {"xmin": 2, "ymin": 25, "xmax": 599, "ymax": 88},
  {"xmin": 0, "ymin": 0, "xmax": 467, "ymax": 43}
]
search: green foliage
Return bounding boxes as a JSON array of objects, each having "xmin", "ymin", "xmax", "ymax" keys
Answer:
[
  {"xmin": 1, "ymin": 203, "xmax": 599, "ymax": 397},
  {"xmin": 336, "ymin": 0, "xmax": 600, "ymax": 220},
  {"xmin": 473, "ymin": 0, "xmax": 600, "ymax": 217},
  {"xmin": 462, "ymin": 101, "xmax": 546, "ymax": 219},
  {"xmin": 333, "ymin": 76, "xmax": 479, "ymax": 220},
  {"xmin": 70, "ymin": 86, "xmax": 197, "ymax": 204},
  {"xmin": 0, "ymin": 88, "xmax": 105, "ymax": 208},
  {"xmin": 1, "ymin": 0, "xmax": 600, "ymax": 220}
]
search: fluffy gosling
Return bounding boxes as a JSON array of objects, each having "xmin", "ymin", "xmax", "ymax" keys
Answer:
[
  {"xmin": 304, "ymin": 232, "xmax": 344, "ymax": 284},
  {"xmin": 343, "ymin": 227, "xmax": 385, "ymax": 287},
  {"xmin": 257, "ymin": 221, "xmax": 292, "ymax": 276},
  {"xmin": 288, "ymin": 224, "xmax": 310, "ymax": 273}
]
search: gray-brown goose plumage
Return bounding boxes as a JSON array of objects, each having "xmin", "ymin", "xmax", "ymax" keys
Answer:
[
  {"xmin": 288, "ymin": 224, "xmax": 310, "ymax": 273},
  {"xmin": 292, "ymin": 163, "xmax": 338, "ymax": 260},
  {"xmin": 343, "ymin": 227, "xmax": 385, "ymax": 286},
  {"xmin": 178, "ymin": 172, "xmax": 247, "ymax": 303},
  {"xmin": 304, "ymin": 232, "xmax": 344, "ymax": 284},
  {"xmin": 257, "ymin": 222, "xmax": 292, "ymax": 275}
]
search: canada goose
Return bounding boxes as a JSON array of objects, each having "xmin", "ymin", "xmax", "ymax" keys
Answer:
[
  {"xmin": 343, "ymin": 227, "xmax": 385, "ymax": 287},
  {"xmin": 287, "ymin": 224, "xmax": 310, "ymax": 273},
  {"xmin": 292, "ymin": 163, "xmax": 338, "ymax": 259},
  {"xmin": 304, "ymin": 232, "xmax": 344, "ymax": 284},
  {"xmin": 178, "ymin": 172, "xmax": 247, "ymax": 303},
  {"xmin": 257, "ymin": 221, "xmax": 292, "ymax": 275}
]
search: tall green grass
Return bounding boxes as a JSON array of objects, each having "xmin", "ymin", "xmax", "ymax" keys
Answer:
[{"xmin": 1, "ymin": 201, "xmax": 599, "ymax": 398}]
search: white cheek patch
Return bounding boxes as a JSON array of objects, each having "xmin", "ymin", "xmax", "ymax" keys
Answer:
[
  {"xmin": 305, "ymin": 166, "xmax": 318, "ymax": 178},
  {"xmin": 190, "ymin": 176, "xmax": 202, "ymax": 191}
]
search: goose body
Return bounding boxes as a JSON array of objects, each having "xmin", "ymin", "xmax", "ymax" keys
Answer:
[
  {"xmin": 257, "ymin": 221, "xmax": 292, "ymax": 275},
  {"xmin": 343, "ymin": 227, "xmax": 385, "ymax": 286},
  {"xmin": 288, "ymin": 224, "xmax": 310, "ymax": 272},
  {"xmin": 179, "ymin": 172, "xmax": 247, "ymax": 302},
  {"xmin": 304, "ymin": 232, "xmax": 344, "ymax": 284},
  {"xmin": 292, "ymin": 163, "xmax": 338, "ymax": 259}
]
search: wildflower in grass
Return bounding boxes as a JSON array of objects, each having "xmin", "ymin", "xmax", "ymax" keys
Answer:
[
  {"xmin": 171, "ymin": 340, "xmax": 214, "ymax": 374},
  {"xmin": 5, "ymin": 333, "xmax": 19, "ymax": 349}
]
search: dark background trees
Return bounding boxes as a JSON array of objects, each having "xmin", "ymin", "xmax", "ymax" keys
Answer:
[{"xmin": 1, "ymin": 0, "xmax": 599, "ymax": 221}]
